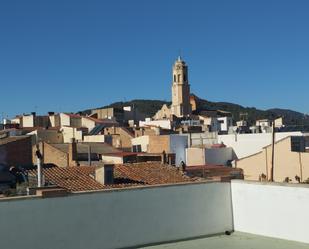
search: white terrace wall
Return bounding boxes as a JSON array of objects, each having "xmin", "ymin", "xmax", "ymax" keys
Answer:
[
  {"xmin": 231, "ymin": 180, "xmax": 309, "ymax": 244},
  {"xmin": 0, "ymin": 182, "xmax": 233, "ymax": 249}
]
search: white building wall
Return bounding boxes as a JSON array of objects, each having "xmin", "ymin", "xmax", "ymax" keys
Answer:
[
  {"xmin": 0, "ymin": 182, "xmax": 233, "ymax": 249},
  {"xmin": 170, "ymin": 134, "xmax": 188, "ymax": 165},
  {"xmin": 218, "ymin": 132, "xmax": 303, "ymax": 159},
  {"xmin": 217, "ymin": 117, "xmax": 233, "ymax": 132},
  {"xmin": 231, "ymin": 180, "xmax": 309, "ymax": 244},
  {"xmin": 131, "ymin": 135, "xmax": 149, "ymax": 152},
  {"xmin": 190, "ymin": 132, "xmax": 217, "ymax": 147},
  {"xmin": 83, "ymin": 135, "xmax": 107, "ymax": 143},
  {"xmin": 22, "ymin": 115, "xmax": 34, "ymax": 127},
  {"xmin": 139, "ymin": 119, "xmax": 171, "ymax": 130},
  {"xmin": 60, "ymin": 113, "xmax": 71, "ymax": 127}
]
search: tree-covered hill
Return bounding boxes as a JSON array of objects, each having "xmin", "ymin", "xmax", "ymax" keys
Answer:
[{"xmin": 80, "ymin": 95, "xmax": 309, "ymax": 127}]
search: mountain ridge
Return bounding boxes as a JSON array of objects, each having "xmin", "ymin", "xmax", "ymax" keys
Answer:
[{"xmin": 80, "ymin": 95, "xmax": 309, "ymax": 127}]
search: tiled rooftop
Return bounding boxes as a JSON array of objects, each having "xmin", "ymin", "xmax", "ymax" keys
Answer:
[
  {"xmin": 27, "ymin": 162, "xmax": 195, "ymax": 192},
  {"xmin": 28, "ymin": 166, "xmax": 105, "ymax": 192},
  {"xmin": 114, "ymin": 162, "xmax": 194, "ymax": 185}
]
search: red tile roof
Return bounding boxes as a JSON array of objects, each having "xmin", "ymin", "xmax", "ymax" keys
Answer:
[
  {"xmin": 27, "ymin": 162, "xmax": 195, "ymax": 192},
  {"xmin": 28, "ymin": 166, "xmax": 104, "ymax": 192},
  {"xmin": 114, "ymin": 162, "xmax": 193, "ymax": 185}
]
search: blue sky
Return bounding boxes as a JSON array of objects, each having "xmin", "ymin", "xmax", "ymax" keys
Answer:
[{"xmin": 1, "ymin": 0, "xmax": 309, "ymax": 118}]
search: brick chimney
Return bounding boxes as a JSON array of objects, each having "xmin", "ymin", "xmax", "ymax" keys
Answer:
[
  {"xmin": 95, "ymin": 164, "xmax": 114, "ymax": 185},
  {"xmin": 68, "ymin": 138, "xmax": 78, "ymax": 166}
]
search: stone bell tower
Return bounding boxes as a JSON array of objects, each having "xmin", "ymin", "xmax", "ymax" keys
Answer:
[{"xmin": 171, "ymin": 56, "xmax": 191, "ymax": 117}]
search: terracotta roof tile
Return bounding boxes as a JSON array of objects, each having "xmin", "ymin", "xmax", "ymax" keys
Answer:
[
  {"xmin": 27, "ymin": 162, "xmax": 195, "ymax": 192},
  {"xmin": 114, "ymin": 162, "xmax": 193, "ymax": 185},
  {"xmin": 28, "ymin": 166, "xmax": 104, "ymax": 192}
]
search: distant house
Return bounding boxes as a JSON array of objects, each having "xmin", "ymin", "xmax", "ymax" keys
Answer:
[
  {"xmin": 103, "ymin": 126, "xmax": 135, "ymax": 151},
  {"xmin": 90, "ymin": 106, "xmax": 146, "ymax": 125},
  {"xmin": 60, "ymin": 113, "xmax": 82, "ymax": 128},
  {"xmin": 132, "ymin": 134, "xmax": 188, "ymax": 166},
  {"xmin": 35, "ymin": 141, "xmax": 120, "ymax": 167}
]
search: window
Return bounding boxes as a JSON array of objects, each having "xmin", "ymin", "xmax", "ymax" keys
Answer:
[
  {"xmin": 178, "ymin": 74, "xmax": 180, "ymax": 82},
  {"xmin": 174, "ymin": 75, "xmax": 176, "ymax": 82},
  {"xmin": 291, "ymin": 136, "xmax": 305, "ymax": 152},
  {"xmin": 183, "ymin": 74, "xmax": 186, "ymax": 81},
  {"xmin": 132, "ymin": 145, "xmax": 142, "ymax": 152}
]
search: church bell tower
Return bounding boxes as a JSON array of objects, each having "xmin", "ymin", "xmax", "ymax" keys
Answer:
[{"xmin": 171, "ymin": 56, "xmax": 191, "ymax": 117}]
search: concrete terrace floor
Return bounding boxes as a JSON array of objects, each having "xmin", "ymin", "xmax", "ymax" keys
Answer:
[{"xmin": 142, "ymin": 232, "xmax": 309, "ymax": 249}]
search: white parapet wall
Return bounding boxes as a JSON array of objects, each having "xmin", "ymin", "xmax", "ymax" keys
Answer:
[
  {"xmin": 0, "ymin": 182, "xmax": 233, "ymax": 249},
  {"xmin": 231, "ymin": 180, "xmax": 309, "ymax": 244}
]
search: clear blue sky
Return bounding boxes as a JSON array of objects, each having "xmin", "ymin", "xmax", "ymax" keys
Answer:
[{"xmin": 1, "ymin": 0, "xmax": 309, "ymax": 118}]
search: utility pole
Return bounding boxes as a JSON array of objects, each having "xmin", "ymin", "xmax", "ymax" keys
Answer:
[
  {"xmin": 270, "ymin": 120, "xmax": 276, "ymax": 182},
  {"xmin": 35, "ymin": 145, "xmax": 43, "ymax": 187}
]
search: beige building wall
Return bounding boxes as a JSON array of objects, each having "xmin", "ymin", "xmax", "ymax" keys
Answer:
[
  {"xmin": 131, "ymin": 135, "xmax": 150, "ymax": 152},
  {"xmin": 28, "ymin": 129, "xmax": 63, "ymax": 144},
  {"xmin": 60, "ymin": 113, "xmax": 71, "ymax": 126},
  {"xmin": 104, "ymin": 127, "xmax": 133, "ymax": 150},
  {"xmin": 102, "ymin": 155, "xmax": 123, "ymax": 164},
  {"xmin": 49, "ymin": 115, "xmax": 60, "ymax": 127},
  {"xmin": 83, "ymin": 135, "xmax": 106, "ymax": 143},
  {"xmin": 61, "ymin": 127, "xmax": 83, "ymax": 143},
  {"xmin": 81, "ymin": 117, "xmax": 96, "ymax": 131},
  {"xmin": 148, "ymin": 135, "xmax": 170, "ymax": 153},
  {"xmin": 92, "ymin": 108, "xmax": 115, "ymax": 119},
  {"xmin": 186, "ymin": 147, "xmax": 205, "ymax": 166},
  {"xmin": 153, "ymin": 104, "xmax": 171, "ymax": 120},
  {"xmin": 41, "ymin": 142, "xmax": 68, "ymax": 167},
  {"xmin": 11, "ymin": 117, "xmax": 21, "ymax": 124},
  {"xmin": 22, "ymin": 115, "xmax": 34, "ymax": 127},
  {"xmin": 236, "ymin": 137, "xmax": 309, "ymax": 183}
]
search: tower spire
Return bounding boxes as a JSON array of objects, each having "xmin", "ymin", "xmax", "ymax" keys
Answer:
[{"xmin": 178, "ymin": 49, "xmax": 182, "ymax": 61}]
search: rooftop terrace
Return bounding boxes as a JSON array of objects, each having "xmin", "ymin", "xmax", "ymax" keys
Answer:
[
  {"xmin": 0, "ymin": 180, "xmax": 309, "ymax": 249},
  {"xmin": 145, "ymin": 232, "xmax": 309, "ymax": 249}
]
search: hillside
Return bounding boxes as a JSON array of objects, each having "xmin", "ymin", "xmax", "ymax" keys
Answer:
[{"xmin": 80, "ymin": 95, "xmax": 309, "ymax": 128}]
